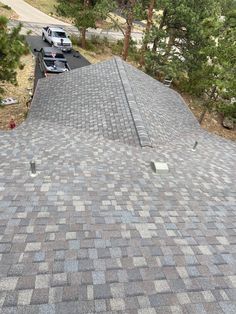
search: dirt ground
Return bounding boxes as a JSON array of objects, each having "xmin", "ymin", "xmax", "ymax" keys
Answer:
[
  {"xmin": 0, "ymin": 54, "xmax": 35, "ymax": 131},
  {"xmin": 0, "ymin": 2, "xmax": 18, "ymax": 19},
  {"xmin": 182, "ymin": 94, "xmax": 236, "ymax": 142}
]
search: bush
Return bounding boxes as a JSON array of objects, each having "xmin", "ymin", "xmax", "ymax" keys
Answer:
[
  {"xmin": 2, "ymin": 4, "xmax": 11, "ymax": 10},
  {"xmin": 70, "ymin": 34, "xmax": 80, "ymax": 46},
  {"xmin": 90, "ymin": 35, "xmax": 101, "ymax": 45},
  {"xmin": 102, "ymin": 36, "xmax": 109, "ymax": 46},
  {"xmin": 87, "ymin": 35, "xmax": 111, "ymax": 53},
  {"xmin": 110, "ymin": 39, "xmax": 123, "ymax": 55},
  {"xmin": 110, "ymin": 38, "xmax": 140, "ymax": 63},
  {"xmin": 70, "ymin": 34, "xmax": 97, "ymax": 51},
  {"xmin": 217, "ymin": 102, "xmax": 236, "ymax": 120}
]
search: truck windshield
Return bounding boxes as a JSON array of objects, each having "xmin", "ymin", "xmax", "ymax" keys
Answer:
[
  {"xmin": 52, "ymin": 31, "xmax": 67, "ymax": 38},
  {"xmin": 45, "ymin": 60, "xmax": 67, "ymax": 68}
]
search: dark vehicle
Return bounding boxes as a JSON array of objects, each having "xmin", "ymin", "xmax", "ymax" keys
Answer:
[{"xmin": 34, "ymin": 47, "xmax": 70, "ymax": 77}]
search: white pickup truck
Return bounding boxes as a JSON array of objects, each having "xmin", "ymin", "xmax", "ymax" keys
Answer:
[{"xmin": 42, "ymin": 26, "xmax": 72, "ymax": 52}]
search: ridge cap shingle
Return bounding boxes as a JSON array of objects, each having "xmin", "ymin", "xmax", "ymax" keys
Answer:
[{"xmin": 114, "ymin": 57, "xmax": 153, "ymax": 148}]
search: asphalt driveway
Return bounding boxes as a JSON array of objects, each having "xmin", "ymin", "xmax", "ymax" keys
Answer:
[{"xmin": 26, "ymin": 36, "xmax": 90, "ymax": 89}]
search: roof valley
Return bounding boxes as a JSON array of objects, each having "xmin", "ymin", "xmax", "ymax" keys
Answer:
[{"xmin": 114, "ymin": 57, "xmax": 153, "ymax": 148}]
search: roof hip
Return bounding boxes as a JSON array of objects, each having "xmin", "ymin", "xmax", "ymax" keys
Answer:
[{"xmin": 114, "ymin": 57, "xmax": 153, "ymax": 148}]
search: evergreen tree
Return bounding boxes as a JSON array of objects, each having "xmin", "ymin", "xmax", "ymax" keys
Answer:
[
  {"xmin": 121, "ymin": 0, "xmax": 137, "ymax": 60},
  {"xmin": 0, "ymin": 16, "xmax": 28, "ymax": 100},
  {"xmin": 142, "ymin": 0, "xmax": 236, "ymax": 122},
  {"xmin": 144, "ymin": 0, "xmax": 222, "ymax": 80},
  {"xmin": 57, "ymin": 0, "xmax": 116, "ymax": 49},
  {"xmin": 118, "ymin": 0, "xmax": 148, "ymax": 60},
  {"xmin": 140, "ymin": 0, "xmax": 156, "ymax": 66},
  {"xmin": 186, "ymin": 2, "xmax": 236, "ymax": 123}
]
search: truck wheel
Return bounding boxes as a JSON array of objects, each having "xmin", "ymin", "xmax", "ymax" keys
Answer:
[{"xmin": 42, "ymin": 34, "xmax": 46, "ymax": 42}]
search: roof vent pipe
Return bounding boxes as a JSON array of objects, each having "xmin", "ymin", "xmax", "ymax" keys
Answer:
[
  {"xmin": 30, "ymin": 160, "xmax": 37, "ymax": 177},
  {"xmin": 192, "ymin": 141, "xmax": 198, "ymax": 151}
]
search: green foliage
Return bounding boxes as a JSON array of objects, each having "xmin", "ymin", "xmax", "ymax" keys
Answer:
[
  {"xmin": 83, "ymin": 37, "xmax": 97, "ymax": 51},
  {"xmin": 111, "ymin": 38, "xmax": 139, "ymax": 62},
  {"xmin": 70, "ymin": 33, "xmax": 80, "ymax": 46},
  {"xmin": 0, "ymin": 16, "xmax": 28, "ymax": 99},
  {"xmin": 110, "ymin": 38, "xmax": 123, "ymax": 54},
  {"xmin": 71, "ymin": 33, "xmax": 109, "ymax": 53},
  {"xmin": 144, "ymin": 0, "xmax": 222, "ymax": 78},
  {"xmin": 57, "ymin": 0, "xmax": 116, "ymax": 36},
  {"xmin": 141, "ymin": 0, "xmax": 236, "ymax": 120},
  {"xmin": 217, "ymin": 102, "xmax": 236, "ymax": 120}
]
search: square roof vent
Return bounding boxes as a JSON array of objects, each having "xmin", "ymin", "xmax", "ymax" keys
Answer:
[{"xmin": 150, "ymin": 161, "xmax": 169, "ymax": 174}]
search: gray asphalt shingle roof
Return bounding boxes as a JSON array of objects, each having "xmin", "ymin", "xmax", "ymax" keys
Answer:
[
  {"xmin": 0, "ymin": 58, "xmax": 235, "ymax": 313},
  {"xmin": 30, "ymin": 57, "xmax": 199, "ymax": 148},
  {"xmin": 30, "ymin": 58, "xmax": 140, "ymax": 147}
]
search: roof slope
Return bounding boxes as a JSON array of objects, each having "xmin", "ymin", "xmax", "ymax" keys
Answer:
[
  {"xmin": 123, "ymin": 61, "xmax": 201, "ymax": 146},
  {"xmin": 30, "ymin": 57, "xmax": 200, "ymax": 148},
  {"xmin": 0, "ymin": 58, "xmax": 236, "ymax": 314},
  {"xmin": 30, "ymin": 58, "xmax": 140, "ymax": 147}
]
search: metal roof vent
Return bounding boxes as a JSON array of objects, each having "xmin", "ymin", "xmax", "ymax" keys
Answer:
[
  {"xmin": 30, "ymin": 160, "xmax": 37, "ymax": 177},
  {"xmin": 192, "ymin": 141, "xmax": 198, "ymax": 151},
  {"xmin": 150, "ymin": 161, "xmax": 169, "ymax": 174}
]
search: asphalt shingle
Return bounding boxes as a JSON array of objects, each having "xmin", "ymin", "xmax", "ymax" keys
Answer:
[{"xmin": 0, "ymin": 58, "xmax": 235, "ymax": 313}]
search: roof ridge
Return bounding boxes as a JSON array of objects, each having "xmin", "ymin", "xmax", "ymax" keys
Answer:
[{"xmin": 114, "ymin": 57, "xmax": 152, "ymax": 148}]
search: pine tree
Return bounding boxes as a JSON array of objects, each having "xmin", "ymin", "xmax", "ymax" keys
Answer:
[
  {"xmin": 0, "ymin": 16, "xmax": 28, "ymax": 100},
  {"xmin": 140, "ymin": 0, "xmax": 156, "ymax": 66},
  {"xmin": 57, "ymin": 0, "xmax": 116, "ymax": 49},
  {"xmin": 144, "ymin": 0, "xmax": 223, "ymax": 80}
]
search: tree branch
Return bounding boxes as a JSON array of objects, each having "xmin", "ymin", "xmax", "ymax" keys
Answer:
[{"xmin": 107, "ymin": 13, "xmax": 125, "ymax": 37}]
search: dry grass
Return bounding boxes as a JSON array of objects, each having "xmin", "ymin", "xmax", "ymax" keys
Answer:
[
  {"xmin": 24, "ymin": 0, "xmax": 57, "ymax": 16},
  {"xmin": 24, "ymin": 0, "xmax": 143, "ymax": 33},
  {"xmin": 182, "ymin": 93, "xmax": 236, "ymax": 142},
  {"xmin": 0, "ymin": 54, "xmax": 35, "ymax": 131},
  {"xmin": 24, "ymin": 0, "xmax": 74, "ymax": 23},
  {"xmin": 75, "ymin": 46, "xmax": 113, "ymax": 64},
  {"xmin": 105, "ymin": 12, "xmax": 144, "ymax": 33},
  {"xmin": 0, "ymin": 1, "xmax": 18, "ymax": 19}
]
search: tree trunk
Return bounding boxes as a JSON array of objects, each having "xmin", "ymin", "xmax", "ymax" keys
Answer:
[
  {"xmin": 140, "ymin": 0, "xmax": 155, "ymax": 66},
  {"xmin": 152, "ymin": 8, "xmax": 167, "ymax": 52},
  {"xmin": 152, "ymin": 37, "xmax": 158, "ymax": 52},
  {"xmin": 122, "ymin": 0, "xmax": 136, "ymax": 61},
  {"xmin": 198, "ymin": 107, "xmax": 208, "ymax": 125},
  {"xmin": 163, "ymin": 30, "xmax": 175, "ymax": 60},
  {"xmin": 81, "ymin": 28, "xmax": 86, "ymax": 49},
  {"xmin": 199, "ymin": 86, "xmax": 217, "ymax": 125},
  {"xmin": 80, "ymin": 0, "xmax": 90, "ymax": 49}
]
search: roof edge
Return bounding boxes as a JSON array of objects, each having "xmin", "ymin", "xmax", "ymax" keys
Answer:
[{"xmin": 114, "ymin": 57, "xmax": 152, "ymax": 148}]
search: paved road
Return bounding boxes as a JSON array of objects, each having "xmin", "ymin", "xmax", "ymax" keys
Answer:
[
  {"xmin": 3, "ymin": 0, "xmax": 143, "ymax": 43},
  {"xmin": 26, "ymin": 36, "xmax": 90, "ymax": 89},
  {"xmin": 1, "ymin": 0, "xmax": 69, "ymax": 24}
]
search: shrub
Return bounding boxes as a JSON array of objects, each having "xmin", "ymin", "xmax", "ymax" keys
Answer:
[
  {"xmin": 217, "ymin": 102, "xmax": 236, "ymax": 121},
  {"xmin": 110, "ymin": 38, "xmax": 140, "ymax": 62},
  {"xmin": 70, "ymin": 34, "xmax": 80, "ymax": 46},
  {"xmin": 90, "ymin": 35, "xmax": 101, "ymax": 45},
  {"xmin": 2, "ymin": 4, "xmax": 11, "ymax": 10},
  {"xmin": 110, "ymin": 39, "xmax": 123, "ymax": 55}
]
